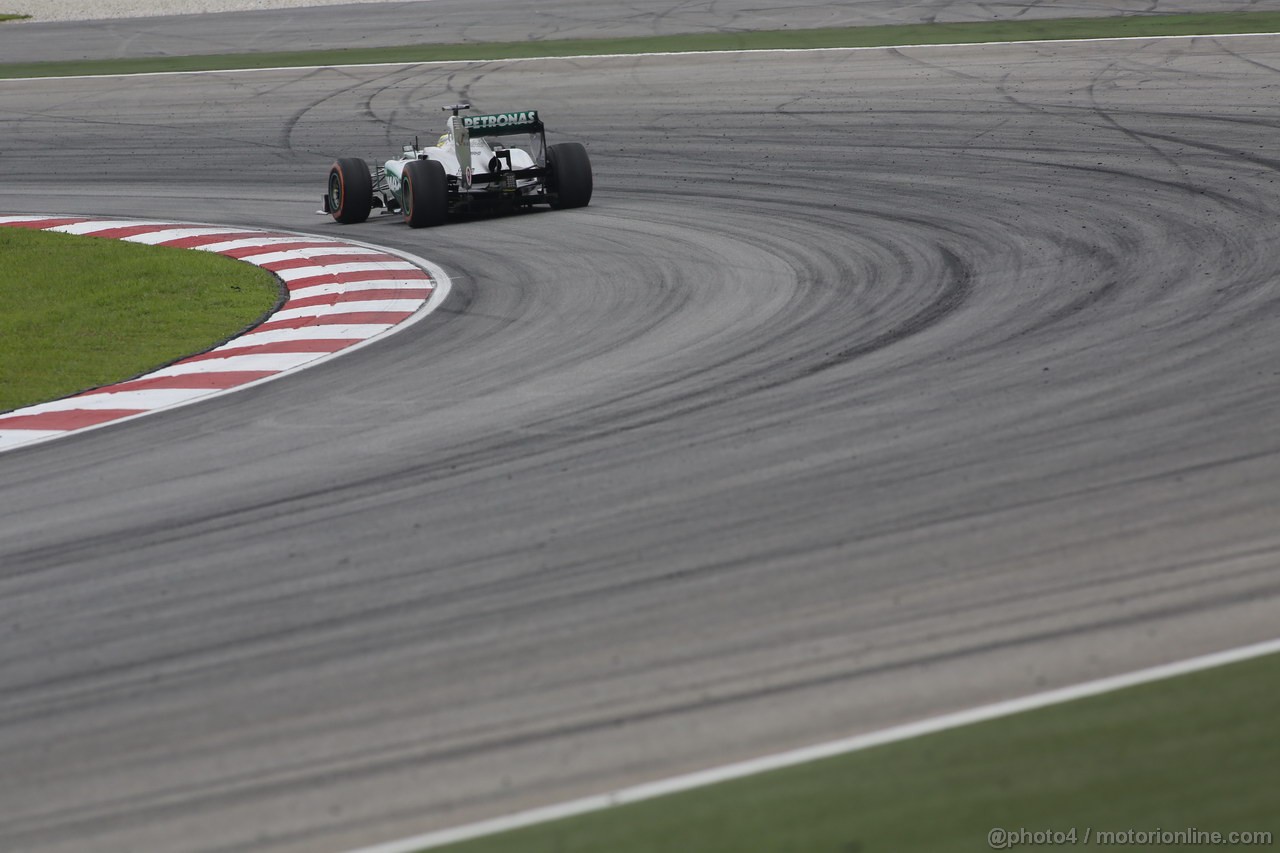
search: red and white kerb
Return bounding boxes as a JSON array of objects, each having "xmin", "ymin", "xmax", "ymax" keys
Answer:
[{"xmin": 0, "ymin": 216, "xmax": 446, "ymax": 453}]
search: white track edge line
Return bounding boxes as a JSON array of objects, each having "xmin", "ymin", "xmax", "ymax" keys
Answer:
[
  {"xmin": 0, "ymin": 223, "xmax": 451, "ymax": 455},
  {"xmin": 4, "ymin": 30, "xmax": 1280, "ymax": 82},
  {"xmin": 346, "ymin": 636, "xmax": 1280, "ymax": 853}
]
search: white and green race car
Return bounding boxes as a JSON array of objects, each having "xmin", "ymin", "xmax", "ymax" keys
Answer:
[{"xmin": 324, "ymin": 103, "xmax": 592, "ymax": 228}]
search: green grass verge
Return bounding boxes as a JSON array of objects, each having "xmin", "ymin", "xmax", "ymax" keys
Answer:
[
  {"xmin": 0, "ymin": 228, "xmax": 279, "ymax": 412},
  {"xmin": 429, "ymin": 652, "xmax": 1280, "ymax": 852},
  {"xmin": 0, "ymin": 14, "xmax": 30, "ymax": 22},
  {"xmin": 4, "ymin": 11, "xmax": 1280, "ymax": 78}
]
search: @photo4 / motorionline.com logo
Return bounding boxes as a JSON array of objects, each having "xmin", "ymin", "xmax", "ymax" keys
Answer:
[{"xmin": 987, "ymin": 827, "xmax": 1274, "ymax": 848}]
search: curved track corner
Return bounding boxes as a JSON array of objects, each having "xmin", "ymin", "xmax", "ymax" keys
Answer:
[{"xmin": 0, "ymin": 215, "xmax": 451, "ymax": 454}]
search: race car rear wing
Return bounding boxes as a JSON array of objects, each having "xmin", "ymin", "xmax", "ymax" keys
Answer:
[
  {"xmin": 461, "ymin": 110, "xmax": 544, "ymax": 136},
  {"xmin": 442, "ymin": 105, "xmax": 550, "ymax": 179}
]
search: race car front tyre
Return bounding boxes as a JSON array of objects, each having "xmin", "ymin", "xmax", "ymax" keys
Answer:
[
  {"xmin": 547, "ymin": 142, "xmax": 592, "ymax": 210},
  {"xmin": 403, "ymin": 159, "xmax": 448, "ymax": 228},
  {"xmin": 328, "ymin": 158, "xmax": 373, "ymax": 224}
]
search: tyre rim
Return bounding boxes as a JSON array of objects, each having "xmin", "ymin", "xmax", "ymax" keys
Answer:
[{"xmin": 328, "ymin": 172, "xmax": 343, "ymax": 211}]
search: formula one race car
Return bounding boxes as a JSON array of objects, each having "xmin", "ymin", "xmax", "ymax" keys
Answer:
[{"xmin": 324, "ymin": 103, "xmax": 592, "ymax": 228}]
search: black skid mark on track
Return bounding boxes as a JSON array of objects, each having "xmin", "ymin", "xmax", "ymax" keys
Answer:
[
  {"xmin": 1085, "ymin": 62, "xmax": 1192, "ymax": 183},
  {"xmin": 1211, "ymin": 34, "xmax": 1280, "ymax": 76},
  {"xmin": 803, "ymin": 245, "xmax": 973, "ymax": 376},
  {"xmin": 371, "ymin": 64, "xmax": 498, "ymax": 148},
  {"xmin": 278, "ymin": 65, "xmax": 423, "ymax": 156}
]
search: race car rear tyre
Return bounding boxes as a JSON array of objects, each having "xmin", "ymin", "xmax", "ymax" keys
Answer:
[
  {"xmin": 547, "ymin": 142, "xmax": 592, "ymax": 210},
  {"xmin": 328, "ymin": 158, "xmax": 373, "ymax": 224},
  {"xmin": 403, "ymin": 159, "xmax": 448, "ymax": 228}
]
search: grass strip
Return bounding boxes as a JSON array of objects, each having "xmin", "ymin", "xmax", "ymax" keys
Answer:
[
  {"xmin": 0, "ymin": 228, "xmax": 279, "ymax": 412},
  {"xmin": 0, "ymin": 14, "xmax": 29, "ymax": 22},
  {"xmin": 4, "ymin": 11, "xmax": 1280, "ymax": 79},
  {"xmin": 427, "ymin": 651, "xmax": 1280, "ymax": 852}
]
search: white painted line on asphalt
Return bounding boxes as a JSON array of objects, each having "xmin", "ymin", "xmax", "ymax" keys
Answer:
[
  {"xmin": 288, "ymin": 280, "xmax": 436, "ymax": 298},
  {"xmin": 274, "ymin": 261, "xmax": 421, "ymax": 280},
  {"xmin": 271, "ymin": 300, "xmax": 423, "ymax": 321},
  {"xmin": 3, "ymin": 397, "xmax": 132, "ymax": 416},
  {"xmin": 147, "ymin": 351, "xmax": 324, "ymax": 374},
  {"xmin": 227, "ymin": 324, "xmax": 393, "ymax": 345},
  {"xmin": 4, "ymin": 30, "xmax": 1279, "ymax": 82},
  {"xmin": 238, "ymin": 246, "xmax": 388, "ymax": 264},
  {"xmin": 347, "ymin": 636, "xmax": 1280, "ymax": 853},
  {"xmin": 47, "ymin": 219, "xmax": 173, "ymax": 234},
  {"xmin": 123, "ymin": 226, "xmax": 263, "ymax": 244},
  {"xmin": 13, "ymin": 389, "xmax": 215, "ymax": 412},
  {"xmin": 0, "ymin": 215, "xmax": 67, "ymax": 224},
  {"xmin": 190, "ymin": 236, "xmax": 344, "ymax": 253},
  {"xmin": 0, "ymin": 430, "xmax": 64, "ymax": 450}
]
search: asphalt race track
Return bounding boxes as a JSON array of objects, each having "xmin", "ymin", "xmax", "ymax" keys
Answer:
[
  {"xmin": 3, "ymin": 20, "xmax": 1280, "ymax": 853},
  {"xmin": 6, "ymin": 0, "xmax": 1280, "ymax": 62}
]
